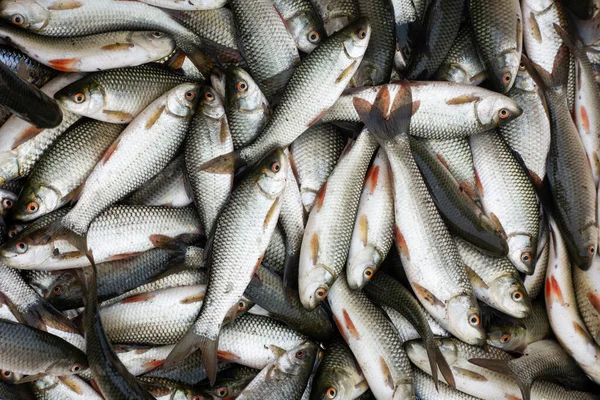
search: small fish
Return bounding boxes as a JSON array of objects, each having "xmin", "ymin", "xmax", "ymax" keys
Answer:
[
  {"xmin": 486, "ymin": 302, "xmax": 550, "ymax": 353},
  {"xmin": 273, "ymin": 0, "xmax": 326, "ymax": 53}
]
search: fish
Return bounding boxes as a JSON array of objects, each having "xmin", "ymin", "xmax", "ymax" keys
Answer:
[
  {"xmin": 353, "ymin": 83, "xmax": 485, "ymax": 345},
  {"xmin": 413, "ymin": 368, "xmax": 478, "ymax": 400},
  {"xmin": 165, "ymin": 148, "xmax": 288, "ymax": 384},
  {"xmin": 573, "ymin": 246, "xmax": 600, "ymax": 347},
  {"xmin": 263, "ymin": 225, "xmax": 287, "ymax": 275},
  {"xmin": 298, "ymin": 129, "xmax": 378, "ymax": 310},
  {"xmin": 346, "ymin": 148, "xmax": 394, "ymax": 289},
  {"xmin": 138, "ymin": 0, "xmax": 227, "ymax": 11},
  {"xmin": 524, "ymin": 216, "xmax": 549, "ymax": 299},
  {"xmin": 272, "ymin": 0, "xmax": 326, "ymax": 53},
  {"xmin": 32, "ymin": 375, "xmax": 102, "ymax": 399},
  {"xmin": 309, "ymin": 0, "xmax": 359, "ymax": 36},
  {"xmin": 0, "ymin": 44, "xmax": 56, "ymax": 88},
  {"xmin": 142, "ymin": 350, "xmax": 231, "ymax": 387},
  {"xmin": 0, "ymin": 187, "xmax": 18, "ymax": 217},
  {"xmin": 196, "ymin": 366, "xmax": 259, "ymax": 400}
]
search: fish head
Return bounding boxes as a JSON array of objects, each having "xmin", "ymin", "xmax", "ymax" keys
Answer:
[
  {"xmin": 514, "ymin": 61, "xmax": 537, "ymax": 92},
  {"xmin": 486, "ymin": 323, "xmax": 527, "ymax": 352},
  {"xmin": 0, "ymin": 189, "xmax": 17, "ymax": 217},
  {"xmin": 0, "ymin": 0, "xmax": 49, "ymax": 31},
  {"xmin": 43, "ymin": 272, "xmax": 82, "ymax": 310},
  {"xmin": 6, "ymin": 224, "xmax": 25, "ymax": 240},
  {"xmin": 490, "ymin": 50, "xmax": 521, "ymax": 93},
  {"xmin": 252, "ymin": 147, "xmax": 288, "ymax": 198},
  {"xmin": 488, "ymin": 275, "xmax": 532, "ymax": 318},
  {"xmin": 405, "ymin": 338, "xmax": 458, "ymax": 369},
  {"xmin": 13, "ymin": 184, "xmax": 59, "ymax": 221},
  {"xmin": 475, "ymin": 94, "xmax": 522, "ymax": 129},
  {"xmin": 47, "ymin": 352, "xmax": 88, "ymax": 376},
  {"xmin": 342, "ymin": 18, "xmax": 371, "ymax": 59},
  {"xmin": 54, "ymin": 77, "xmax": 106, "ymax": 119},
  {"xmin": 574, "ymin": 225, "xmax": 598, "ymax": 270},
  {"xmin": 346, "ymin": 244, "xmax": 381, "ymax": 290},
  {"xmin": 289, "ymin": 13, "xmax": 326, "ymax": 53},
  {"xmin": 226, "ymin": 67, "xmax": 266, "ymax": 113},
  {"xmin": 507, "ymin": 234, "xmax": 536, "ymax": 274},
  {"xmin": 310, "ymin": 364, "xmax": 366, "ymax": 400},
  {"xmin": 446, "ymin": 294, "xmax": 486, "ymax": 346},
  {"xmin": 0, "ymin": 226, "xmax": 73, "ymax": 268},
  {"xmin": 167, "ymin": 82, "xmax": 201, "ymax": 118},
  {"xmin": 199, "ymin": 86, "xmax": 225, "ymax": 120},
  {"xmin": 279, "ymin": 341, "xmax": 318, "ymax": 376},
  {"xmin": 130, "ymin": 31, "xmax": 176, "ymax": 57},
  {"xmin": 299, "ymin": 266, "xmax": 334, "ymax": 310}
]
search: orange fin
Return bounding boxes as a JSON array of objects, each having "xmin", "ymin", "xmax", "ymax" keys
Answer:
[
  {"xmin": 120, "ymin": 293, "xmax": 154, "ymax": 304},
  {"xmin": 342, "ymin": 308, "xmax": 360, "ymax": 340},
  {"xmin": 394, "ymin": 225, "xmax": 410, "ymax": 260},
  {"xmin": 48, "ymin": 58, "xmax": 80, "ymax": 72},
  {"xmin": 101, "ymin": 137, "xmax": 121, "ymax": 165}
]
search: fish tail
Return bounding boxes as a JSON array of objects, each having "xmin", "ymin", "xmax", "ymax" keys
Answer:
[
  {"xmin": 468, "ymin": 358, "xmax": 531, "ymax": 400},
  {"xmin": 163, "ymin": 327, "xmax": 219, "ymax": 385},
  {"xmin": 352, "ymin": 81, "xmax": 413, "ymax": 143},
  {"xmin": 199, "ymin": 150, "xmax": 246, "ymax": 174},
  {"xmin": 433, "ymin": 341, "xmax": 455, "ymax": 389},
  {"xmin": 185, "ymin": 47, "xmax": 215, "ymax": 78},
  {"xmin": 15, "ymin": 297, "xmax": 78, "ymax": 334}
]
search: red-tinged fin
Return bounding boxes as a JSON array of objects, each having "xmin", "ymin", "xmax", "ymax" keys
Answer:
[
  {"xmin": 505, "ymin": 395, "xmax": 521, "ymax": 400},
  {"xmin": 120, "ymin": 293, "xmax": 154, "ymax": 304},
  {"xmin": 469, "ymin": 358, "xmax": 530, "ymax": 400},
  {"xmin": 199, "ymin": 151, "xmax": 246, "ymax": 174},
  {"xmin": 358, "ymin": 214, "xmax": 368, "ymax": 246},
  {"xmin": 474, "ymin": 168, "xmax": 483, "ymax": 197},
  {"xmin": 149, "ymin": 234, "xmax": 176, "ymax": 249},
  {"xmin": 57, "ymin": 376, "xmax": 83, "ymax": 395},
  {"xmin": 12, "ymin": 125, "xmax": 43, "ymax": 150},
  {"xmin": 217, "ymin": 350, "xmax": 240, "ymax": 362},
  {"xmin": 48, "ymin": 58, "xmax": 80, "ymax": 72},
  {"xmin": 102, "ymin": 137, "xmax": 121, "ymax": 165},
  {"xmin": 379, "ymin": 357, "xmax": 394, "ymax": 390},
  {"xmin": 310, "ymin": 232, "xmax": 319, "ymax": 266},
  {"xmin": 332, "ymin": 314, "xmax": 350, "ymax": 342},
  {"xmin": 307, "ymin": 108, "xmax": 329, "ymax": 127},
  {"xmin": 102, "ymin": 110, "xmax": 133, "ymax": 123},
  {"xmin": 342, "ymin": 308, "xmax": 360, "ymax": 340},
  {"xmin": 445, "ymin": 94, "xmax": 481, "ymax": 105},
  {"xmin": 572, "ymin": 321, "xmax": 593, "ymax": 341},
  {"xmin": 106, "ymin": 252, "xmax": 142, "ymax": 261},
  {"xmin": 366, "ymin": 165, "xmax": 380, "ymax": 194},
  {"xmin": 460, "ymin": 181, "xmax": 478, "ymax": 200},
  {"xmin": 412, "ymin": 282, "xmax": 444, "ymax": 308},
  {"xmin": 411, "ymin": 100, "xmax": 421, "ymax": 116},
  {"xmin": 47, "ymin": 1, "xmax": 83, "ymax": 10},
  {"xmin": 145, "ymin": 104, "xmax": 165, "ymax": 130},
  {"xmin": 314, "ymin": 183, "xmax": 327, "ymax": 211},
  {"xmin": 579, "ymin": 106, "xmax": 591, "ymax": 133},
  {"xmin": 353, "ymin": 82, "xmax": 413, "ymax": 143},
  {"xmin": 549, "ymin": 275, "xmax": 565, "ymax": 305},
  {"xmin": 101, "ymin": 43, "xmax": 134, "ymax": 51},
  {"xmin": 452, "ymin": 366, "xmax": 488, "ymax": 381},
  {"xmin": 142, "ymin": 360, "xmax": 164, "ymax": 371},
  {"xmin": 436, "ymin": 153, "xmax": 450, "ymax": 169},
  {"xmin": 394, "ymin": 225, "xmax": 410, "ymax": 260},
  {"xmin": 587, "ymin": 292, "xmax": 600, "ymax": 314},
  {"xmin": 179, "ymin": 292, "xmax": 205, "ymax": 304}
]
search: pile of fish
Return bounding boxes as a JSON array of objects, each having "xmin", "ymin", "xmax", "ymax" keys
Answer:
[{"xmin": 0, "ymin": 0, "xmax": 599, "ymax": 398}]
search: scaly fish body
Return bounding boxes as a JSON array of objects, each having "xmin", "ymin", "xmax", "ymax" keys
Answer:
[
  {"xmin": 413, "ymin": 368, "xmax": 477, "ymax": 400},
  {"xmin": 138, "ymin": 0, "xmax": 227, "ymax": 11},
  {"xmin": 309, "ymin": 0, "xmax": 359, "ymax": 35},
  {"xmin": 524, "ymin": 217, "xmax": 549, "ymax": 299},
  {"xmin": 574, "ymin": 253, "xmax": 600, "ymax": 347},
  {"xmin": 32, "ymin": 375, "xmax": 102, "ymax": 400}
]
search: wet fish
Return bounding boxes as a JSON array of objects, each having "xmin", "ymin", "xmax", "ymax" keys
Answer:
[
  {"xmin": 263, "ymin": 225, "xmax": 287, "ymax": 275},
  {"xmin": 196, "ymin": 366, "xmax": 259, "ymax": 400},
  {"xmin": 138, "ymin": 0, "xmax": 227, "ymax": 11},
  {"xmin": 0, "ymin": 44, "xmax": 56, "ymax": 88},
  {"xmin": 524, "ymin": 217, "xmax": 549, "ymax": 299},
  {"xmin": 32, "ymin": 375, "xmax": 102, "ymax": 400},
  {"xmin": 309, "ymin": 0, "xmax": 359, "ymax": 36},
  {"xmin": 273, "ymin": 0, "xmax": 326, "ymax": 53},
  {"xmin": 413, "ymin": 368, "xmax": 477, "ymax": 400},
  {"xmin": 573, "ymin": 251, "xmax": 600, "ymax": 347}
]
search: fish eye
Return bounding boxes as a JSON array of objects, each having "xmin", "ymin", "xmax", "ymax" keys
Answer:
[
  {"xmin": 519, "ymin": 62, "xmax": 526, "ymax": 71},
  {"xmin": 498, "ymin": 108, "xmax": 510, "ymax": 119},
  {"xmin": 1, "ymin": 371, "xmax": 10, "ymax": 378},
  {"xmin": 500, "ymin": 334, "xmax": 511, "ymax": 343},
  {"xmin": 315, "ymin": 287, "xmax": 327, "ymax": 300},
  {"xmin": 73, "ymin": 93, "xmax": 85, "ymax": 104},
  {"xmin": 192, "ymin": 395, "xmax": 204, "ymax": 400},
  {"xmin": 326, "ymin": 387, "xmax": 337, "ymax": 398},
  {"xmin": 26, "ymin": 202, "xmax": 38, "ymax": 213},
  {"xmin": 308, "ymin": 30, "xmax": 320, "ymax": 43},
  {"xmin": 15, "ymin": 241, "xmax": 27, "ymax": 253},
  {"xmin": 520, "ymin": 252, "xmax": 531, "ymax": 263},
  {"xmin": 511, "ymin": 290, "xmax": 524, "ymax": 302},
  {"xmin": 185, "ymin": 91, "xmax": 196, "ymax": 101},
  {"xmin": 363, "ymin": 267, "xmax": 374, "ymax": 279},
  {"xmin": 295, "ymin": 350, "xmax": 306, "ymax": 359},
  {"xmin": 151, "ymin": 31, "xmax": 163, "ymax": 38},
  {"xmin": 502, "ymin": 72, "xmax": 512, "ymax": 83},
  {"xmin": 468, "ymin": 314, "xmax": 480, "ymax": 326},
  {"xmin": 356, "ymin": 28, "xmax": 367, "ymax": 39},
  {"xmin": 216, "ymin": 387, "xmax": 228, "ymax": 397},
  {"xmin": 71, "ymin": 363, "xmax": 81, "ymax": 372},
  {"xmin": 52, "ymin": 285, "xmax": 62, "ymax": 295},
  {"xmin": 11, "ymin": 14, "xmax": 24, "ymax": 26},
  {"xmin": 588, "ymin": 245, "xmax": 596, "ymax": 256},
  {"xmin": 2, "ymin": 198, "xmax": 13, "ymax": 209},
  {"xmin": 237, "ymin": 301, "xmax": 247, "ymax": 311},
  {"xmin": 270, "ymin": 161, "xmax": 281, "ymax": 173},
  {"xmin": 237, "ymin": 80, "xmax": 248, "ymax": 92},
  {"xmin": 204, "ymin": 91, "xmax": 215, "ymax": 101},
  {"xmin": 7, "ymin": 228, "xmax": 17, "ymax": 238}
]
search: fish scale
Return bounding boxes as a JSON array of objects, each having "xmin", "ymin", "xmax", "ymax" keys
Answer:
[
  {"xmin": 0, "ymin": 45, "xmax": 56, "ymax": 87},
  {"xmin": 434, "ymin": 22, "xmax": 486, "ymax": 85},
  {"xmin": 413, "ymin": 368, "xmax": 478, "ymax": 400}
]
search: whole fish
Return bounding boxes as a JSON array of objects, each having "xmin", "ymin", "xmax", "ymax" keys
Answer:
[
  {"xmin": 574, "ymin": 253, "xmax": 600, "ymax": 346},
  {"xmin": 486, "ymin": 301, "xmax": 550, "ymax": 353},
  {"xmin": 498, "ymin": 60, "xmax": 551, "ymax": 185},
  {"xmin": 328, "ymin": 272, "xmax": 414, "ymax": 399},
  {"xmin": 229, "ymin": 0, "xmax": 300, "ymax": 99},
  {"xmin": 32, "ymin": 375, "xmax": 102, "ymax": 400},
  {"xmin": 0, "ymin": 61, "xmax": 61, "ymax": 128},
  {"xmin": 126, "ymin": 155, "xmax": 193, "ymax": 208},
  {"xmin": 237, "ymin": 341, "xmax": 317, "ymax": 400},
  {"xmin": 0, "ymin": 0, "xmax": 214, "ymax": 75},
  {"xmin": 346, "ymin": 148, "xmax": 394, "ymax": 289},
  {"xmin": 289, "ymin": 124, "xmax": 346, "ymax": 213},
  {"xmin": 138, "ymin": 0, "xmax": 227, "ymax": 10},
  {"xmin": 205, "ymin": 19, "xmax": 370, "ymax": 172},
  {"xmin": 434, "ymin": 22, "xmax": 487, "ymax": 85},
  {"xmin": 309, "ymin": 0, "xmax": 359, "ymax": 35},
  {"xmin": 0, "ymin": 23, "xmax": 175, "ymax": 72},
  {"xmin": 411, "ymin": 138, "xmax": 508, "ymax": 256},
  {"xmin": 273, "ymin": 0, "xmax": 326, "ymax": 53},
  {"xmin": 0, "ymin": 205, "xmax": 202, "ymax": 270},
  {"xmin": 321, "ymin": 82, "xmax": 523, "ymax": 139},
  {"xmin": 470, "ymin": 131, "xmax": 540, "ymax": 274},
  {"xmin": 13, "ymin": 119, "xmax": 124, "ymax": 221},
  {"xmin": 60, "ymin": 82, "xmax": 200, "ymax": 235},
  {"xmin": 184, "ymin": 85, "xmax": 233, "ymax": 234},
  {"xmin": 468, "ymin": 0, "xmax": 522, "ymax": 92},
  {"xmin": 0, "ymin": 319, "xmax": 87, "ymax": 376},
  {"xmin": 54, "ymin": 64, "xmax": 196, "ymax": 124},
  {"xmin": 166, "ymin": 148, "xmax": 288, "ymax": 384},
  {"xmin": 224, "ymin": 67, "xmax": 270, "ymax": 150},
  {"xmin": 310, "ymin": 336, "xmax": 368, "ymax": 400},
  {"xmin": 524, "ymin": 217, "xmax": 549, "ymax": 299},
  {"xmin": 353, "ymin": 84, "xmax": 485, "ymax": 345},
  {"xmin": 469, "ymin": 339, "xmax": 593, "ymax": 400},
  {"xmin": 298, "ymin": 130, "xmax": 378, "ymax": 310}
]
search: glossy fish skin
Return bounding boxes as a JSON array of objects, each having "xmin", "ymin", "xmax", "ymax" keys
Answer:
[
  {"xmin": 413, "ymin": 368, "xmax": 478, "ymax": 400},
  {"xmin": 498, "ymin": 62, "xmax": 551, "ymax": 183},
  {"xmin": 0, "ymin": 44, "xmax": 56, "ymax": 88},
  {"xmin": 263, "ymin": 225, "xmax": 287, "ymax": 275},
  {"xmin": 487, "ymin": 301, "xmax": 550, "ymax": 353},
  {"xmin": 0, "ymin": 23, "xmax": 176, "ymax": 72},
  {"xmin": 298, "ymin": 130, "xmax": 378, "ymax": 310},
  {"xmin": 230, "ymin": 19, "xmax": 370, "ymax": 169},
  {"xmin": 54, "ymin": 64, "xmax": 196, "ymax": 124},
  {"xmin": 0, "ymin": 61, "xmax": 61, "ymax": 128},
  {"xmin": 142, "ymin": 350, "xmax": 231, "ymax": 387},
  {"xmin": 237, "ymin": 341, "xmax": 317, "ymax": 400},
  {"xmin": 225, "ymin": 67, "xmax": 270, "ymax": 150},
  {"xmin": 61, "ymin": 82, "xmax": 200, "ymax": 235},
  {"xmin": 0, "ymin": 319, "xmax": 87, "ymax": 376},
  {"xmin": 328, "ymin": 273, "xmax": 414, "ymax": 399},
  {"xmin": 346, "ymin": 148, "xmax": 394, "ymax": 289},
  {"xmin": 405, "ymin": 0, "xmax": 465, "ymax": 80},
  {"xmin": 138, "ymin": 0, "xmax": 227, "ymax": 10},
  {"xmin": 383, "ymin": 304, "xmax": 451, "ymax": 344},
  {"xmin": 310, "ymin": 336, "xmax": 368, "ymax": 400},
  {"xmin": 167, "ymin": 149, "xmax": 288, "ymax": 384},
  {"xmin": 470, "ymin": 131, "xmax": 540, "ymax": 274},
  {"xmin": 196, "ymin": 366, "xmax": 259, "ymax": 400},
  {"xmin": 574, "ymin": 253, "xmax": 600, "ymax": 347},
  {"xmin": 353, "ymin": 84, "xmax": 485, "ymax": 346},
  {"xmin": 273, "ymin": 0, "xmax": 326, "ymax": 53},
  {"xmin": 0, "ymin": 205, "xmax": 202, "ymax": 270},
  {"xmin": 545, "ymin": 220, "xmax": 600, "ymax": 384},
  {"xmin": 0, "ymin": 187, "xmax": 18, "ymax": 217},
  {"xmin": 468, "ymin": 0, "xmax": 522, "ymax": 93},
  {"xmin": 185, "ymin": 86, "xmax": 233, "ymax": 234},
  {"xmin": 245, "ymin": 265, "xmax": 335, "ymax": 342},
  {"xmin": 455, "ymin": 237, "xmax": 531, "ymax": 318},
  {"xmin": 309, "ymin": 0, "xmax": 359, "ymax": 35},
  {"xmin": 13, "ymin": 119, "xmax": 124, "ymax": 221},
  {"xmin": 126, "ymin": 155, "xmax": 192, "ymax": 208},
  {"xmin": 321, "ymin": 82, "xmax": 523, "ymax": 140},
  {"xmin": 32, "ymin": 375, "xmax": 102, "ymax": 400},
  {"xmin": 352, "ymin": 0, "xmax": 395, "ymax": 86},
  {"xmin": 229, "ymin": 0, "xmax": 300, "ymax": 100},
  {"xmin": 434, "ymin": 22, "xmax": 487, "ymax": 85},
  {"xmin": 289, "ymin": 124, "xmax": 346, "ymax": 213},
  {"xmin": 411, "ymin": 138, "xmax": 508, "ymax": 257}
]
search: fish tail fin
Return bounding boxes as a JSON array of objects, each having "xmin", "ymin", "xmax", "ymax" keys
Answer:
[
  {"xmin": 199, "ymin": 334, "xmax": 219, "ymax": 385},
  {"xmin": 185, "ymin": 47, "xmax": 215, "ymax": 79},
  {"xmin": 469, "ymin": 358, "xmax": 530, "ymax": 400},
  {"xmin": 433, "ymin": 342, "xmax": 455, "ymax": 389},
  {"xmin": 199, "ymin": 150, "xmax": 246, "ymax": 174},
  {"xmin": 352, "ymin": 81, "xmax": 413, "ymax": 143},
  {"xmin": 163, "ymin": 327, "xmax": 218, "ymax": 382},
  {"xmin": 14, "ymin": 296, "xmax": 78, "ymax": 334}
]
